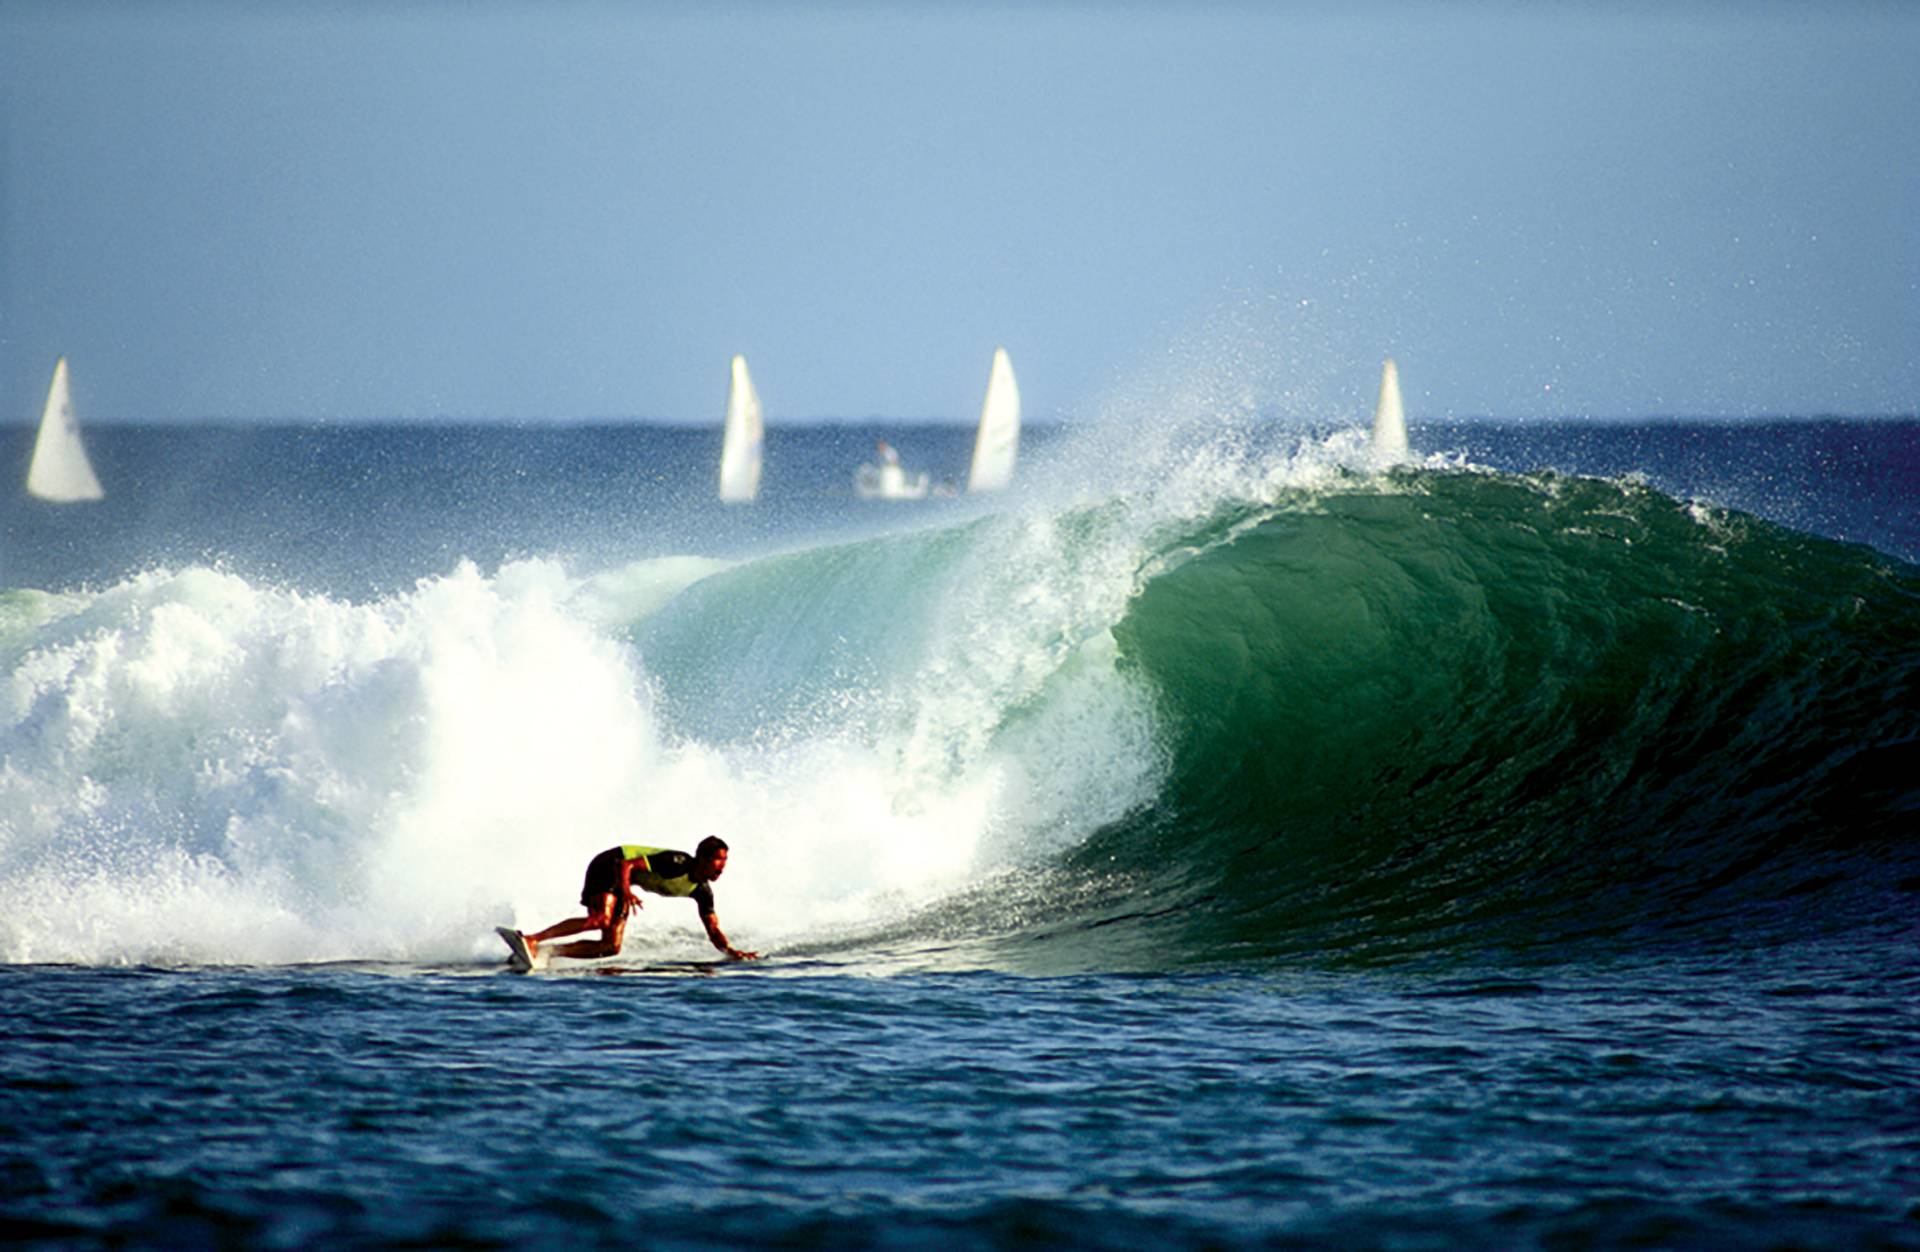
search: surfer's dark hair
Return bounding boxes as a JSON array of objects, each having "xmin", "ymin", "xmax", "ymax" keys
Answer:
[{"xmin": 695, "ymin": 836, "xmax": 729, "ymax": 859}]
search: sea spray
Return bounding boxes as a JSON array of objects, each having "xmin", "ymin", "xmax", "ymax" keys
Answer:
[{"xmin": 628, "ymin": 506, "xmax": 1172, "ymax": 943}]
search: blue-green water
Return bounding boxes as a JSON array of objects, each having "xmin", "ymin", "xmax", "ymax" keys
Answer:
[
  {"xmin": 6, "ymin": 955, "xmax": 1916, "ymax": 1249},
  {"xmin": 2, "ymin": 418, "xmax": 1917, "ymax": 1247}
]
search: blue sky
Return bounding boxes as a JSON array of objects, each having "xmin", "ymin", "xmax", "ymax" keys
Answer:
[{"xmin": 2, "ymin": 1, "xmax": 1915, "ymax": 424}]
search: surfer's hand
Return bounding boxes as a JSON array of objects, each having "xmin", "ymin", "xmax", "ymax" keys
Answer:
[
  {"xmin": 727, "ymin": 948, "xmax": 760, "ymax": 961},
  {"xmin": 626, "ymin": 892, "xmax": 642, "ymax": 912}
]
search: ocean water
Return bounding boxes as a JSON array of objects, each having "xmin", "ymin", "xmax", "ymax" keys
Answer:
[{"xmin": 2, "ymin": 414, "xmax": 1917, "ymax": 1249}]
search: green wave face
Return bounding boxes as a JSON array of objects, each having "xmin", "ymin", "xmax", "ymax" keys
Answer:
[{"xmin": 1097, "ymin": 470, "xmax": 1920, "ymax": 965}]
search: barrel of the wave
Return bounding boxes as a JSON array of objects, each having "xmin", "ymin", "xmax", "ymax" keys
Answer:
[{"xmin": 1095, "ymin": 468, "xmax": 1920, "ymax": 964}]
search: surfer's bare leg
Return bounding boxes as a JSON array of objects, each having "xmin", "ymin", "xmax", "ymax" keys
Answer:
[
  {"xmin": 523, "ymin": 916, "xmax": 599, "ymax": 949},
  {"xmin": 548, "ymin": 913, "xmax": 627, "ymax": 960},
  {"xmin": 525, "ymin": 894, "xmax": 619, "ymax": 955}
]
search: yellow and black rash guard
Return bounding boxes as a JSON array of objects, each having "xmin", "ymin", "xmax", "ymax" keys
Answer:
[{"xmin": 620, "ymin": 845, "xmax": 716, "ymax": 917}]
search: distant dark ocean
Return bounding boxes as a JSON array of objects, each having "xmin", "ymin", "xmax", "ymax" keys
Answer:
[{"xmin": 3, "ymin": 417, "xmax": 1916, "ymax": 1249}]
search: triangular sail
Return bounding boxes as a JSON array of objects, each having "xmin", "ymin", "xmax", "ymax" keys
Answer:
[
  {"xmin": 26, "ymin": 357, "xmax": 105, "ymax": 502},
  {"xmin": 1370, "ymin": 357, "xmax": 1408, "ymax": 461},
  {"xmin": 966, "ymin": 347, "xmax": 1020, "ymax": 493},
  {"xmin": 718, "ymin": 354, "xmax": 763, "ymax": 503}
]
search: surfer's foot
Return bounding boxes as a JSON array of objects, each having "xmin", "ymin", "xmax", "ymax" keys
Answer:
[{"xmin": 520, "ymin": 933, "xmax": 537, "ymax": 956}]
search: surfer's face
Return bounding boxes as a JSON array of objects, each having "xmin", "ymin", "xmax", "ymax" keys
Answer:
[{"xmin": 698, "ymin": 847, "xmax": 728, "ymax": 880}]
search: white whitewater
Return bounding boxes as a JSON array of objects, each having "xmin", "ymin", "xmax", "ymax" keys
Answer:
[
  {"xmin": 718, "ymin": 355, "xmax": 764, "ymax": 503},
  {"xmin": 1370, "ymin": 357, "xmax": 1409, "ymax": 461},
  {"xmin": 0, "ymin": 541, "xmax": 1162, "ymax": 964},
  {"xmin": 26, "ymin": 357, "xmax": 105, "ymax": 502},
  {"xmin": 966, "ymin": 347, "xmax": 1021, "ymax": 493}
]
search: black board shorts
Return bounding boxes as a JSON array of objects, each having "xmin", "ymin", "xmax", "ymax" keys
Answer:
[{"xmin": 580, "ymin": 847, "xmax": 631, "ymax": 920}]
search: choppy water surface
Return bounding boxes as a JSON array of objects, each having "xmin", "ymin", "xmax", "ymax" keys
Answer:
[{"xmin": 6, "ymin": 950, "xmax": 1916, "ymax": 1250}]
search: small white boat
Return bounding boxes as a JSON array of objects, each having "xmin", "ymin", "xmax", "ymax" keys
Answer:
[
  {"xmin": 26, "ymin": 357, "xmax": 105, "ymax": 502},
  {"xmin": 1370, "ymin": 357, "xmax": 1409, "ymax": 461},
  {"xmin": 966, "ymin": 347, "xmax": 1020, "ymax": 493},
  {"xmin": 718, "ymin": 355, "xmax": 764, "ymax": 503},
  {"xmin": 854, "ymin": 439, "xmax": 929, "ymax": 499}
]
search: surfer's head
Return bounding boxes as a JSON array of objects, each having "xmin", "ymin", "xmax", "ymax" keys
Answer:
[{"xmin": 694, "ymin": 836, "xmax": 730, "ymax": 880}]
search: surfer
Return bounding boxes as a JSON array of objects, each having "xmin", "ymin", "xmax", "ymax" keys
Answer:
[{"xmin": 503, "ymin": 837, "xmax": 758, "ymax": 965}]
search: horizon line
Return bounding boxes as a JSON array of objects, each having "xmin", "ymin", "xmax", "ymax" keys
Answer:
[{"xmin": 11, "ymin": 412, "xmax": 1919, "ymax": 430}]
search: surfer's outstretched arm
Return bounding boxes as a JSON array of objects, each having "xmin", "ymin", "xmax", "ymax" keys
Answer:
[
  {"xmin": 619, "ymin": 855, "xmax": 646, "ymax": 914},
  {"xmin": 701, "ymin": 909, "xmax": 758, "ymax": 961}
]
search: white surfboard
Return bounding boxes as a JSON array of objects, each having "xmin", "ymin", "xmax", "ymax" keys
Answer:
[{"xmin": 495, "ymin": 926, "xmax": 542, "ymax": 972}]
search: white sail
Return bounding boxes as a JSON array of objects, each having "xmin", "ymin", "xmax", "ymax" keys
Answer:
[
  {"xmin": 1370, "ymin": 356, "xmax": 1409, "ymax": 461},
  {"xmin": 966, "ymin": 347, "xmax": 1021, "ymax": 493},
  {"xmin": 26, "ymin": 357, "xmax": 105, "ymax": 502},
  {"xmin": 718, "ymin": 354, "xmax": 763, "ymax": 503}
]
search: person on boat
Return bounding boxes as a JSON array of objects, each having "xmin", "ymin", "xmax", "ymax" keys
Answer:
[
  {"xmin": 512, "ymin": 837, "xmax": 758, "ymax": 962},
  {"xmin": 876, "ymin": 438, "xmax": 900, "ymax": 466}
]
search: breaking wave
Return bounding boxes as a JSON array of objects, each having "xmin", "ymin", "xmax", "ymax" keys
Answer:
[{"xmin": 3, "ymin": 431, "xmax": 1916, "ymax": 969}]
